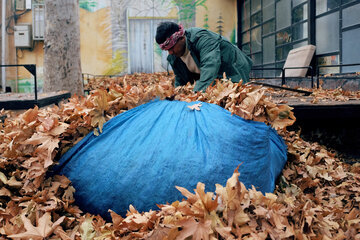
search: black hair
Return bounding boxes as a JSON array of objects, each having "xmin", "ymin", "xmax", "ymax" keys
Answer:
[{"xmin": 155, "ymin": 21, "xmax": 180, "ymax": 44}]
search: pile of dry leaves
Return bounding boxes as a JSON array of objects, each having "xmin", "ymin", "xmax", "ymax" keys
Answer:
[{"xmin": 0, "ymin": 72, "xmax": 359, "ymax": 239}]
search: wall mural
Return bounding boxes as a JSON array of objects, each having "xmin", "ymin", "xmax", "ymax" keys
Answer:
[
  {"xmin": 80, "ymin": 0, "xmax": 237, "ymax": 75},
  {"xmin": 79, "ymin": 0, "xmax": 110, "ymax": 12},
  {"xmin": 167, "ymin": 0, "xmax": 207, "ymax": 28},
  {"xmin": 11, "ymin": 0, "xmax": 238, "ymax": 93}
]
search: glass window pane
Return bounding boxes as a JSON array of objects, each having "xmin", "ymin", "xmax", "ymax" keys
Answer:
[
  {"xmin": 251, "ymin": 12, "xmax": 262, "ymax": 27},
  {"xmin": 263, "ymin": 35, "xmax": 275, "ymax": 64},
  {"xmin": 276, "ymin": 45, "xmax": 292, "ymax": 61},
  {"xmin": 316, "ymin": 12, "xmax": 339, "ymax": 54},
  {"xmin": 342, "ymin": 28, "xmax": 360, "ymax": 73},
  {"xmin": 342, "ymin": 0, "xmax": 356, "ymax": 4},
  {"xmin": 251, "ymin": 27, "xmax": 262, "ymax": 52},
  {"xmin": 283, "ymin": 44, "xmax": 293, "ymax": 61},
  {"xmin": 242, "ymin": 31, "xmax": 250, "ymax": 43},
  {"xmin": 276, "ymin": 28, "xmax": 292, "ymax": 45},
  {"xmin": 263, "ymin": 0, "xmax": 274, "ymax": 22},
  {"xmin": 276, "ymin": 47, "xmax": 283, "ymax": 61},
  {"xmin": 293, "ymin": 40, "xmax": 308, "ymax": 49},
  {"xmin": 242, "ymin": 0, "xmax": 250, "ymax": 31},
  {"xmin": 293, "ymin": 3, "xmax": 308, "ymax": 23},
  {"xmin": 316, "ymin": 0, "xmax": 340, "ymax": 15},
  {"xmin": 293, "ymin": 0, "xmax": 306, "ymax": 8},
  {"xmin": 251, "ymin": 0, "xmax": 261, "ymax": 14},
  {"xmin": 276, "ymin": 62, "xmax": 285, "ymax": 76},
  {"xmin": 263, "ymin": 20, "xmax": 275, "ymax": 35},
  {"xmin": 293, "ymin": 22, "xmax": 308, "ymax": 41},
  {"xmin": 342, "ymin": 3, "xmax": 360, "ymax": 28},
  {"xmin": 242, "ymin": 43, "xmax": 251, "ymax": 55},
  {"xmin": 317, "ymin": 55, "xmax": 339, "ymax": 74},
  {"xmin": 276, "ymin": 0, "xmax": 291, "ymax": 30},
  {"xmin": 263, "ymin": 64, "xmax": 276, "ymax": 77},
  {"xmin": 251, "ymin": 53, "xmax": 263, "ymax": 65}
]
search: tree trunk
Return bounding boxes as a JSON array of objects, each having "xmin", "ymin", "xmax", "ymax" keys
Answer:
[{"xmin": 43, "ymin": 0, "xmax": 83, "ymax": 96}]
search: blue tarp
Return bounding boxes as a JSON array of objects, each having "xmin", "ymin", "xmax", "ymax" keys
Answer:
[{"xmin": 53, "ymin": 100, "xmax": 287, "ymax": 218}]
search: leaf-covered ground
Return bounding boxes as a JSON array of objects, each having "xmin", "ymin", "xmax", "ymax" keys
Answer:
[{"xmin": 0, "ymin": 72, "xmax": 359, "ymax": 239}]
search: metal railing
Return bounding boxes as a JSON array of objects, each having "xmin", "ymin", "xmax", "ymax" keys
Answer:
[
  {"xmin": 0, "ymin": 64, "xmax": 37, "ymax": 100},
  {"xmin": 251, "ymin": 66, "xmax": 314, "ymax": 88},
  {"xmin": 316, "ymin": 63, "xmax": 360, "ymax": 88}
]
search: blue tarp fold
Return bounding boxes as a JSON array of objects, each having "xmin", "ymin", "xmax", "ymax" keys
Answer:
[{"xmin": 53, "ymin": 100, "xmax": 287, "ymax": 218}]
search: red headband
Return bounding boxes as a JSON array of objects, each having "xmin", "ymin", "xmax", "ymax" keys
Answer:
[{"xmin": 159, "ymin": 24, "xmax": 185, "ymax": 50}]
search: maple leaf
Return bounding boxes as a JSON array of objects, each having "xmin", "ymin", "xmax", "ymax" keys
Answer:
[
  {"xmin": 22, "ymin": 106, "xmax": 39, "ymax": 124},
  {"xmin": 8, "ymin": 212, "xmax": 65, "ymax": 239},
  {"xmin": 23, "ymin": 133, "xmax": 59, "ymax": 168},
  {"xmin": 0, "ymin": 187, "xmax": 11, "ymax": 197},
  {"xmin": 0, "ymin": 172, "xmax": 22, "ymax": 188},
  {"xmin": 195, "ymin": 182, "xmax": 218, "ymax": 213},
  {"xmin": 188, "ymin": 102, "xmax": 202, "ymax": 111},
  {"xmin": 79, "ymin": 215, "xmax": 96, "ymax": 240},
  {"xmin": 109, "ymin": 209, "xmax": 123, "ymax": 230},
  {"xmin": 267, "ymin": 105, "xmax": 296, "ymax": 130},
  {"xmin": 176, "ymin": 186, "xmax": 198, "ymax": 205},
  {"xmin": 90, "ymin": 90, "xmax": 110, "ymax": 134},
  {"xmin": 239, "ymin": 88, "xmax": 265, "ymax": 115},
  {"xmin": 176, "ymin": 218, "xmax": 213, "ymax": 240}
]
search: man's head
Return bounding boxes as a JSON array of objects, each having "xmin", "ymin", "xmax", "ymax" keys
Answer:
[{"xmin": 156, "ymin": 22, "xmax": 186, "ymax": 57}]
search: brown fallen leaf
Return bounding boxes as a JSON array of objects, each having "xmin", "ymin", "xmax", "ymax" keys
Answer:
[{"xmin": 8, "ymin": 212, "xmax": 65, "ymax": 239}]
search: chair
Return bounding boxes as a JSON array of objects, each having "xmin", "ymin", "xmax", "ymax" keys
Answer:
[{"xmin": 282, "ymin": 44, "xmax": 316, "ymax": 77}]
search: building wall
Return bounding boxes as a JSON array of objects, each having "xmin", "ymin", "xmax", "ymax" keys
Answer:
[
  {"xmin": 79, "ymin": 7, "xmax": 112, "ymax": 75},
  {"xmin": 9, "ymin": 3, "xmax": 113, "ymax": 92},
  {"xmin": 196, "ymin": 0, "xmax": 237, "ymax": 43},
  {"xmin": 2, "ymin": 0, "xmax": 239, "ymax": 92}
]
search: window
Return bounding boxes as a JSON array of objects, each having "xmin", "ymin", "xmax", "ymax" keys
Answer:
[
  {"xmin": 316, "ymin": 0, "xmax": 340, "ymax": 15},
  {"xmin": 251, "ymin": 12, "xmax": 262, "ymax": 27},
  {"xmin": 292, "ymin": 3, "xmax": 307, "ymax": 23},
  {"xmin": 342, "ymin": 3, "xmax": 360, "ymax": 28},
  {"xmin": 293, "ymin": 40, "xmax": 308, "ymax": 49},
  {"xmin": 316, "ymin": 12, "xmax": 339, "ymax": 54},
  {"xmin": 293, "ymin": 22, "xmax": 308, "ymax": 41},
  {"xmin": 242, "ymin": 0, "xmax": 250, "ymax": 31},
  {"xmin": 242, "ymin": 43, "xmax": 251, "ymax": 55},
  {"xmin": 263, "ymin": 20, "xmax": 275, "ymax": 35},
  {"xmin": 342, "ymin": 0, "xmax": 356, "ymax": 4},
  {"xmin": 263, "ymin": 35, "xmax": 275, "ymax": 64},
  {"xmin": 252, "ymin": 52, "xmax": 263, "ymax": 65},
  {"xmin": 251, "ymin": 27, "xmax": 262, "ymax": 52},
  {"xmin": 242, "ymin": 31, "xmax": 250, "ymax": 43},
  {"xmin": 263, "ymin": 64, "xmax": 276, "ymax": 77},
  {"xmin": 342, "ymin": 28, "xmax": 360, "ymax": 73},
  {"xmin": 276, "ymin": 45, "xmax": 293, "ymax": 62},
  {"xmin": 241, "ymin": 0, "xmax": 360, "ymax": 74},
  {"xmin": 292, "ymin": 0, "xmax": 307, "ymax": 8},
  {"xmin": 276, "ymin": 28, "xmax": 291, "ymax": 45},
  {"xmin": 276, "ymin": 0, "xmax": 291, "ymax": 30},
  {"xmin": 251, "ymin": 0, "xmax": 261, "ymax": 14},
  {"xmin": 317, "ymin": 55, "xmax": 339, "ymax": 74},
  {"xmin": 263, "ymin": 0, "xmax": 274, "ymax": 22}
]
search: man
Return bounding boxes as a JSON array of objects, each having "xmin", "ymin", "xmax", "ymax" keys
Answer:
[{"xmin": 155, "ymin": 22, "xmax": 253, "ymax": 92}]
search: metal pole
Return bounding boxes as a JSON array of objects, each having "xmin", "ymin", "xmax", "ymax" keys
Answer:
[
  {"xmin": 281, "ymin": 69, "xmax": 285, "ymax": 85},
  {"xmin": 310, "ymin": 66, "xmax": 314, "ymax": 88},
  {"xmin": 1, "ymin": 0, "xmax": 6, "ymax": 93},
  {"xmin": 34, "ymin": 66, "xmax": 37, "ymax": 101}
]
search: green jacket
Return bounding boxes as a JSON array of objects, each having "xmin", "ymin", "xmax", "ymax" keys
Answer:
[{"xmin": 167, "ymin": 28, "xmax": 253, "ymax": 92}]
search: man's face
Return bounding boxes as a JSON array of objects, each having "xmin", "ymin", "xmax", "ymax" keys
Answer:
[{"xmin": 167, "ymin": 37, "xmax": 186, "ymax": 57}]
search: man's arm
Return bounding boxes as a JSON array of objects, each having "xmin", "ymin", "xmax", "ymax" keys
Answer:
[
  {"xmin": 168, "ymin": 57, "xmax": 194, "ymax": 87},
  {"xmin": 193, "ymin": 31, "xmax": 222, "ymax": 92}
]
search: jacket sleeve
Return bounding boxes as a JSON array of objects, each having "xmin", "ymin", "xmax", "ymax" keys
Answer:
[
  {"xmin": 168, "ymin": 56, "xmax": 187, "ymax": 87},
  {"xmin": 174, "ymin": 75, "xmax": 182, "ymax": 87},
  {"xmin": 193, "ymin": 31, "xmax": 222, "ymax": 92}
]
